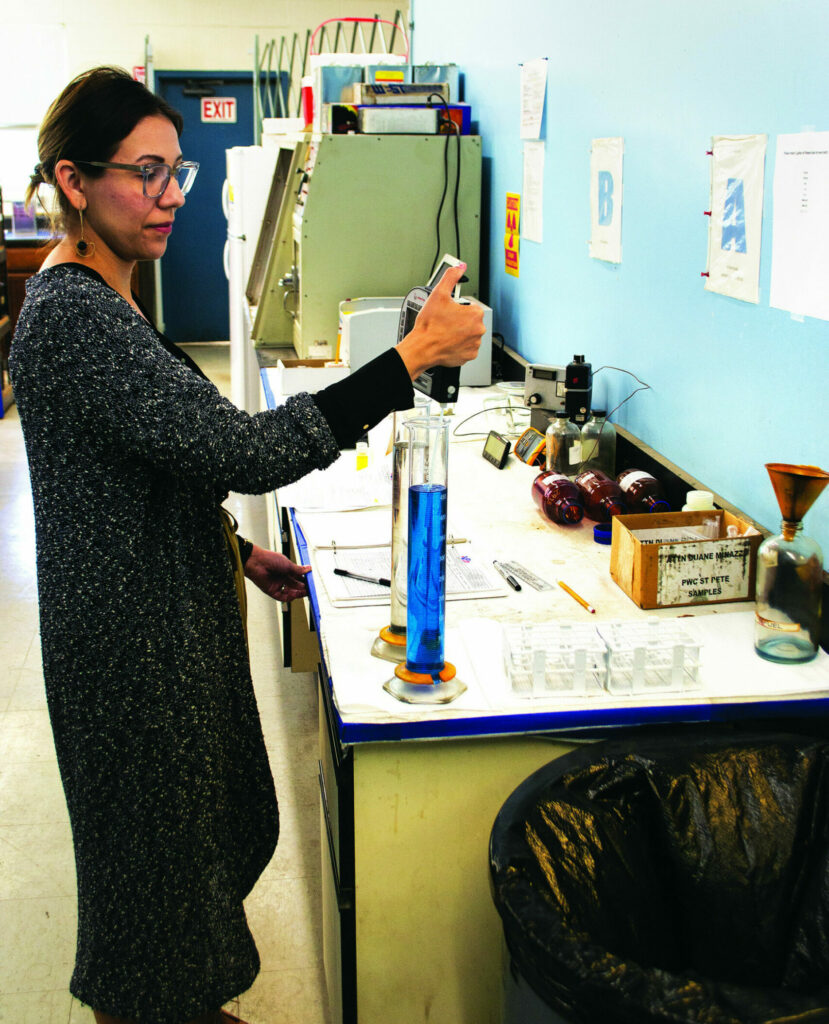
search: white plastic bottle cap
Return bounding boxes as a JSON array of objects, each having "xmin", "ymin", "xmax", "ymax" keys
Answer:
[{"xmin": 683, "ymin": 489, "xmax": 714, "ymax": 511}]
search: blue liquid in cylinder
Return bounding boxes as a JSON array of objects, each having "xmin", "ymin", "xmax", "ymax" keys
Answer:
[{"xmin": 406, "ymin": 484, "xmax": 447, "ymax": 675}]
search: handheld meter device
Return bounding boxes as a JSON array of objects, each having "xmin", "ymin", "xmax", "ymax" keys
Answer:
[
  {"xmin": 513, "ymin": 426, "xmax": 547, "ymax": 467},
  {"xmin": 397, "ymin": 254, "xmax": 466, "ymax": 404}
]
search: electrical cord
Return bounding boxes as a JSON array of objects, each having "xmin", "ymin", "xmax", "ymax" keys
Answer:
[
  {"xmin": 451, "ymin": 111, "xmax": 461, "ymax": 259},
  {"xmin": 593, "ymin": 365, "xmax": 651, "ymax": 421},
  {"xmin": 491, "ymin": 332, "xmax": 508, "ymax": 382},
  {"xmin": 452, "ymin": 366, "xmax": 652, "ymax": 453},
  {"xmin": 453, "ymin": 404, "xmax": 515, "ymax": 437},
  {"xmin": 427, "ymin": 92, "xmax": 461, "ymax": 271},
  {"xmin": 573, "ymin": 365, "xmax": 652, "ymax": 474}
]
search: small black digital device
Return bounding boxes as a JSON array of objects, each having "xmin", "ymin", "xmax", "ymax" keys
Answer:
[
  {"xmin": 397, "ymin": 254, "xmax": 465, "ymax": 404},
  {"xmin": 482, "ymin": 430, "xmax": 510, "ymax": 469}
]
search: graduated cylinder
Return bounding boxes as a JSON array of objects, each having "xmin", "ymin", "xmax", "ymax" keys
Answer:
[
  {"xmin": 405, "ymin": 416, "xmax": 449, "ymax": 675},
  {"xmin": 371, "ymin": 410, "xmax": 417, "ymax": 663},
  {"xmin": 384, "ymin": 415, "xmax": 466, "ymax": 704}
]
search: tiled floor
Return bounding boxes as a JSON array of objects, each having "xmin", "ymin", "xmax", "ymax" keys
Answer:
[{"xmin": 0, "ymin": 343, "xmax": 330, "ymax": 1024}]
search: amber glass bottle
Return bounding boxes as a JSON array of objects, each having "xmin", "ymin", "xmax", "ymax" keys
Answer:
[
  {"xmin": 575, "ymin": 469, "xmax": 627, "ymax": 522},
  {"xmin": 616, "ymin": 469, "xmax": 670, "ymax": 513},
  {"xmin": 532, "ymin": 471, "xmax": 585, "ymax": 524}
]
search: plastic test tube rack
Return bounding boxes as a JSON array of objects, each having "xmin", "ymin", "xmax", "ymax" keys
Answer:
[
  {"xmin": 597, "ymin": 620, "xmax": 701, "ymax": 695},
  {"xmin": 502, "ymin": 619, "xmax": 701, "ymax": 699},
  {"xmin": 503, "ymin": 623, "xmax": 608, "ymax": 698}
]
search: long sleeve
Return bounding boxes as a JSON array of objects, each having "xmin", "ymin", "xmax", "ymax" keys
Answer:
[
  {"xmin": 11, "ymin": 266, "xmax": 341, "ymax": 499},
  {"xmin": 311, "ymin": 347, "xmax": 414, "ymax": 448}
]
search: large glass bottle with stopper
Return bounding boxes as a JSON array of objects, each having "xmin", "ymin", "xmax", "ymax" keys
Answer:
[
  {"xmin": 580, "ymin": 409, "xmax": 616, "ymax": 476},
  {"xmin": 545, "ymin": 410, "xmax": 582, "ymax": 477},
  {"xmin": 384, "ymin": 415, "xmax": 466, "ymax": 704},
  {"xmin": 755, "ymin": 463, "xmax": 829, "ymax": 664}
]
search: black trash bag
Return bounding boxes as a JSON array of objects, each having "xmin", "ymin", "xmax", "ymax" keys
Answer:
[{"xmin": 490, "ymin": 728, "xmax": 829, "ymax": 1024}]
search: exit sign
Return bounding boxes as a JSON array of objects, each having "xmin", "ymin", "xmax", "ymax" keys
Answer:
[{"xmin": 201, "ymin": 97, "xmax": 237, "ymax": 123}]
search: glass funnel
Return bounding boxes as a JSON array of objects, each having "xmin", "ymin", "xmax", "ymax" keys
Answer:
[{"xmin": 755, "ymin": 463, "xmax": 829, "ymax": 664}]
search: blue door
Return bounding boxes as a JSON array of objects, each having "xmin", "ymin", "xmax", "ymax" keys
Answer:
[{"xmin": 156, "ymin": 72, "xmax": 254, "ymax": 342}]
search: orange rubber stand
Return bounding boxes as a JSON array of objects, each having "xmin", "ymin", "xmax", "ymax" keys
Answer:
[
  {"xmin": 379, "ymin": 625, "xmax": 407, "ymax": 647},
  {"xmin": 393, "ymin": 661, "xmax": 457, "ymax": 686}
]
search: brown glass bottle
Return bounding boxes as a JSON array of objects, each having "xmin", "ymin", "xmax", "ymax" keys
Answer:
[
  {"xmin": 574, "ymin": 469, "xmax": 627, "ymax": 522},
  {"xmin": 616, "ymin": 469, "xmax": 670, "ymax": 513},
  {"xmin": 532, "ymin": 471, "xmax": 585, "ymax": 524}
]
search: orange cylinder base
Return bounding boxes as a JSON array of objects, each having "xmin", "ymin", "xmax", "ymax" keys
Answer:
[
  {"xmin": 394, "ymin": 661, "xmax": 457, "ymax": 686},
  {"xmin": 384, "ymin": 661, "xmax": 466, "ymax": 704},
  {"xmin": 379, "ymin": 625, "xmax": 407, "ymax": 647}
]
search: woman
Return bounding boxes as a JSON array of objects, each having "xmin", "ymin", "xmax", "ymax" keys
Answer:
[{"xmin": 11, "ymin": 67, "xmax": 484, "ymax": 1024}]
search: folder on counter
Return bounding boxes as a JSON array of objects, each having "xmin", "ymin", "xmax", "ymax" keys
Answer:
[{"xmin": 295, "ymin": 510, "xmax": 506, "ymax": 608}]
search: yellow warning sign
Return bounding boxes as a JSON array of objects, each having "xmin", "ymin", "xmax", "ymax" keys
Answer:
[{"xmin": 505, "ymin": 192, "xmax": 520, "ymax": 277}]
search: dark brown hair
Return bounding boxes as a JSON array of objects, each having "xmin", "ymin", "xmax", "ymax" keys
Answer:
[{"xmin": 26, "ymin": 66, "xmax": 184, "ymax": 227}]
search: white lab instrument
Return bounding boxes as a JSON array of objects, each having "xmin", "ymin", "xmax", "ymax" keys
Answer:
[
  {"xmin": 338, "ymin": 296, "xmax": 492, "ymax": 385},
  {"xmin": 223, "ymin": 145, "xmax": 280, "ymax": 410}
]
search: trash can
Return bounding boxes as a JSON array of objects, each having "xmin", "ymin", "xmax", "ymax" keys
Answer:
[{"xmin": 490, "ymin": 727, "xmax": 829, "ymax": 1024}]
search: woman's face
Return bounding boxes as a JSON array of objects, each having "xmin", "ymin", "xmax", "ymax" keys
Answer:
[{"xmin": 80, "ymin": 114, "xmax": 186, "ymax": 264}]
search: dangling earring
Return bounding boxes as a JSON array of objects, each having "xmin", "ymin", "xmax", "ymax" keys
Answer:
[{"xmin": 75, "ymin": 205, "xmax": 95, "ymax": 258}]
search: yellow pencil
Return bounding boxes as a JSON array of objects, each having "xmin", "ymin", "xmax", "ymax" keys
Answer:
[{"xmin": 558, "ymin": 580, "xmax": 596, "ymax": 614}]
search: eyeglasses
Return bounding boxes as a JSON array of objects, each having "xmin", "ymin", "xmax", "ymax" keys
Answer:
[{"xmin": 75, "ymin": 160, "xmax": 199, "ymax": 198}]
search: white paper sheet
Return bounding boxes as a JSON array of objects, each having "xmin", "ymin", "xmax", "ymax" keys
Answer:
[
  {"xmin": 522, "ymin": 141, "xmax": 545, "ymax": 243},
  {"xmin": 277, "ymin": 453, "xmax": 392, "ymax": 511},
  {"xmin": 314, "ymin": 544, "xmax": 506, "ymax": 607},
  {"xmin": 298, "ymin": 508, "xmax": 392, "ymax": 549},
  {"xmin": 589, "ymin": 137, "xmax": 624, "ymax": 263},
  {"xmin": 683, "ymin": 612, "xmax": 829, "ymax": 697},
  {"xmin": 770, "ymin": 132, "xmax": 829, "ymax": 321},
  {"xmin": 705, "ymin": 134, "xmax": 766, "ymax": 304},
  {"xmin": 463, "ymin": 613, "xmax": 829, "ymax": 713},
  {"xmin": 318, "ymin": 619, "xmax": 497, "ymax": 716},
  {"xmin": 519, "ymin": 58, "xmax": 547, "ymax": 140}
]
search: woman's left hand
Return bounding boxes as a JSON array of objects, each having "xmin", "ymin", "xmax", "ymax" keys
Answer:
[{"xmin": 243, "ymin": 544, "xmax": 311, "ymax": 603}]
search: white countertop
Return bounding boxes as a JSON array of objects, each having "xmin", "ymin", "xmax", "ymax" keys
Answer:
[{"xmin": 265, "ymin": 377, "xmax": 829, "ymax": 740}]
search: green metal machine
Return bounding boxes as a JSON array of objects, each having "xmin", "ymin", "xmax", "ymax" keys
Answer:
[{"xmin": 251, "ymin": 133, "xmax": 482, "ymax": 358}]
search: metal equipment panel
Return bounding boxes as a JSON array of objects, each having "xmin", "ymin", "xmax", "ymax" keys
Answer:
[{"xmin": 253, "ymin": 133, "xmax": 482, "ymax": 358}]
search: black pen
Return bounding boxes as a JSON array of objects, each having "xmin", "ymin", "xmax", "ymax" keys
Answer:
[
  {"xmin": 492, "ymin": 560, "xmax": 522, "ymax": 591},
  {"xmin": 334, "ymin": 568, "xmax": 391, "ymax": 587}
]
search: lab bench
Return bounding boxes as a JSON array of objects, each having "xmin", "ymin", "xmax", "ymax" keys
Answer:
[{"xmin": 260, "ymin": 373, "xmax": 829, "ymax": 1024}]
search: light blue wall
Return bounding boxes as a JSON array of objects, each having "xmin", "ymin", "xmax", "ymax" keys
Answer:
[{"xmin": 414, "ymin": 0, "xmax": 829, "ymax": 559}]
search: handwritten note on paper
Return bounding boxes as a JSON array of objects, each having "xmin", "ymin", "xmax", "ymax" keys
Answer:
[
  {"xmin": 522, "ymin": 142, "xmax": 545, "ymax": 244},
  {"xmin": 520, "ymin": 58, "xmax": 548, "ymax": 140},
  {"xmin": 657, "ymin": 539, "xmax": 752, "ymax": 605},
  {"xmin": 770, "ymin": 132, "xmax": 829, "ymax": 321}
]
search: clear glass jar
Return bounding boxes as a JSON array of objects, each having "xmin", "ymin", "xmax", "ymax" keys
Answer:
[
  {"xmin": 755, "ymin": 520, "xmax": 823, "ymax": 663},
  {"xmin": 545, "ymin": 411, "xmax": 581, "ymax": 477},
  {"xmin": 580, "ymin": 410, "xmax": 616, "ymax": 476}
]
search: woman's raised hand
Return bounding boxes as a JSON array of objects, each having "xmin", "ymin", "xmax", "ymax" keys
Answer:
[{"xmin": 395, "ymin": 263, "xmax": 486, "ymax": 381}]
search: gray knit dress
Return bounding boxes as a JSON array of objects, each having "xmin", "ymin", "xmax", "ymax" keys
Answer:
[{"xmin": 9, "ymin": 264, "xmax": 346, "ymax": 1021}]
